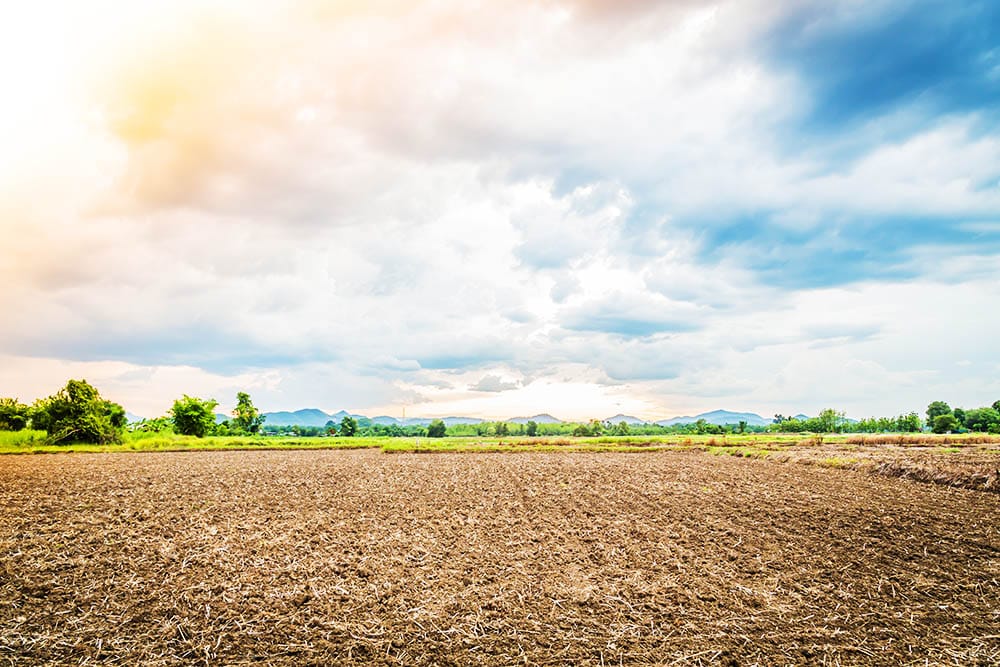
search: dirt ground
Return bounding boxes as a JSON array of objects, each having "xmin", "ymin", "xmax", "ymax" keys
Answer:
[{"xmin": 1, "ymin": 450, "xmax": 997, "ymax": 666}]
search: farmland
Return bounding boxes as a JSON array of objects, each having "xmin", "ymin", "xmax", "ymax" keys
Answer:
[{"xmin": 1, "ymin": 446, "xmax": 998, "ymax": 665}]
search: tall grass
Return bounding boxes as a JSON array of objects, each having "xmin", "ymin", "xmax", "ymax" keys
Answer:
[
  {"xmin": 845, "ymin": 434, "xmax": 1000, "ymax": 446},
  {"xmin": 0, "ymin": 430, "xmax": 48, "ymax": 449}
]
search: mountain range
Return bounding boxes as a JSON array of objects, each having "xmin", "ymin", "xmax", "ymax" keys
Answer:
[{"xmin": 251, "ymin": 408, "xmax": 786, "ymax": 428}]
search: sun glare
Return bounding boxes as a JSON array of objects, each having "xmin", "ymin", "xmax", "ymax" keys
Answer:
[{"xmin": 0, "ymin": 0, "xmax": 247, "ymax": 187}]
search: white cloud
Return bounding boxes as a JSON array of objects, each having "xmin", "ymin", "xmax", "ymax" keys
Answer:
[{"xmin": 1, "ymin": 0, "xmax": 999, "ymax": 421}]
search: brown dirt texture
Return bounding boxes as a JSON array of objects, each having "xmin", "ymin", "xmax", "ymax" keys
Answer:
[{"xmin": 1, "ymin": 450, "xmax": 998, "ymax": 666}]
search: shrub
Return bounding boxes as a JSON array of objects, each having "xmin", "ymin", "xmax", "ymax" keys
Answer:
[
  {"xmin": 170, "ymin": 396, "xmax": 219, "ymax": 438},
  {"xmin": 0, "ymin": 398, "xmax": 31, "ymax": 431},
  {"xmin": 932, "ymin": 414, "xmax": 959, "ymax": 434},
  {"xmin": 32, "ymin": 380, "xmax": 126, "ymax": 444},
  {"xmin": 427, "ymin": 419, "xmax": 446, "ymax": 438}
]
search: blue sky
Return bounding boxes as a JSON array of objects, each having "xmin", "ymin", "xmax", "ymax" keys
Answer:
[{"xmin": 1, "ymin": 0, "xmax": 998, "ymax": 419}]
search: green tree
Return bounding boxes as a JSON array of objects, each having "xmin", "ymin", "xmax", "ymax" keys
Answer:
[
  {"xmin": 339, "ymin": 415, "xmax": 358, "ymax": 437},
  {"xmin": 232, "ymin": 392, "xmax": 265, "ymax": 435},
  {"xmin": 33, "ymin": 379, "xmax": 126, "ymax": 444},
  {"xmin": 993, "ymin": 400, "xmax": 1000, "ymax": 413},
  {"xmin": 0, "ymin": 398, "xmax": 30, "ymax": 431},
  {"xmin": 525, "ymin": 420, "xmax": 538, "ymax": 437},
  {"xmin": 737, "ymin": 420, "xmax": 747, "ymax": 434},
  {"xmin": 817, "ymin": 408, "xmax": 846, "ymax": 433},
  {"xmin": 427, "ymin": 419, "xmax": 446, "ymax": 438},
  {"xmin": 131, "ymin": 416, "xmax": 172, "ymax": 433},
  {"xmin": 953, "ymin": 407, "xmax": 967, "ymax": 428},
  {"xmin": 170, "ymin": 395, "xmax": 219, "ymax": 438},
  {"xmin": 926, "ymin": 401, "xmax": 952, "ymax": 425},
  {"xmin": 932, "ymin": 413, "xmax": 959, "ymax": 434},
  {"xmin": 962, "ymin": 407, "xmax": 1000, "ymax": 433},
  {"xmin": 613, "ymin": 421, "xmax": 630, "ymax": 436},
  {"xmin": 495, "ymin": 421, "xmax": 510, "ymax": 437},
  {"xmin": 899, "ymin": 412, "xmax": 922, "ymax": 432}
]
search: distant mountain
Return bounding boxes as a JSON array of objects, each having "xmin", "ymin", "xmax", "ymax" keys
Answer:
[
  {"xmin": 605, "ymin": 414, "xmax": 648, "ymax": 425},
  {"xmin": 214, "ymin": 412, "xmax": 229, "ymax": 424},
  {"xmin": 442, "ymin": 417, "xmax": 484, "ymax": 425},
  {"xmin": 793, "ymin": 414, "xmax": 810, "ymax": 421},
  {"xmin": 125, "ymin": 412, "xmax": 145, "ymax": 424},
  {"xmin": 264, "ymin": 408, "xmax": 338, "ymax": 427},
  {"xmin": 656, "ymin": 410, "xmax": 770, "ymax": 427},
  {"xmin": 509, "ymin": 414, "xmax": 563, "ymax": 424},
  {"xmin": 363, "ymin": 416, "xmax": 485, "ymax": 427},
  {"xmin": 260, "ymin": 408, "xmax": 777, "ymax": 428}
]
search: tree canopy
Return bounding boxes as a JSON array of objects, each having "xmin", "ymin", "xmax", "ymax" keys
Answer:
[
  {"xmin": 932, "ymin": 414, "xmax": 959, "ymax": 434},
  {"xmin": 170, "ymin": 396, "xmax": 219, "ymax": 438},
  {"xmin": 427, "ymin": 419, "xmax": 446, "ymax": 437},
  {"xmin": 31, "ymin": 379, "xmax": 126, "ymax": 444},
  {"xmin": 0, "ymin": 398, "xmax": 30, "ymax": 431},
  {"xmin": 232, "ymin": 392, "xmax": 265, "ymax": 435},
  {"xmin": 339, "ymin": 415, "xmax": 358, "ymax": 437}
]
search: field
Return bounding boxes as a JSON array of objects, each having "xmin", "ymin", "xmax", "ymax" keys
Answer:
[{"xmin": 1, "ymin": 447, "xmax": 998, "ymax": 666}]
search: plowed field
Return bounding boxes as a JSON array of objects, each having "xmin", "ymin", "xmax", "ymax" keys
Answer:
[{"xmin": 1, "ymin": 450, "xmax": 998, "ymax": 665}]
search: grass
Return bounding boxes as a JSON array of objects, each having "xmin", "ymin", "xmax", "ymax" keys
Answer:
[
  {"xmin": 1, "ymin": 429, "xmax": 997, "ymax": 457},
  {"xmin": 816, "ymin": 456, "xmax": 862, "ymax": 468},
  {"xmin": 706, "ymin": 445, "xmax": 774, "ymax": 459}
]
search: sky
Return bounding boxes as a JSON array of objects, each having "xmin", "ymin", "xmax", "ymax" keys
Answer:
[{"xmin": 1, "ymin": 0, "xmax": 999, "ymax": 421}]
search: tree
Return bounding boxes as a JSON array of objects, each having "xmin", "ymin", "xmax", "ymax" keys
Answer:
[
  {"xmin": 525, "ymin": 420, "xmax": 538, "ymax": 437},
  {"xmin": 737, "ymin": 420, "xmax": 747, "ymax": 434},
  {"xmin": 899, "ymin": 412, "xmax": 922, "ymax": 433},
  {"xmin": 613, "ymin": 421, "xmax": 630, "ymax": 436},
  {"xmin": 32, "ymin": 379, "xmax": 126, "ymax": 444},
  {"xmin": 0, "ymin": 398, "xmax": 30, "ymax": 431},
  {"xmin": 932, "ymin": 414, "xmax": 959, "ymax": 434},
  {"xmin": 232, "ymin": 392, "xmax": 265, "ymax": 435},
  {"xmin": 131, "ymin": 416, "xmax": 172, "ymax": 433},
  {"xmin": 339, "ymin": 415, "xmax": 358, "ymax": 437},
  {"xmin": 993, "ymin": 400, "xmax": 1000, "ymax": 413},
  {"xmin": 817, "ymin": 408, "xmax": 846, "ymax": 433},
  {"xmin": 427, "ymin": 419, "xmax": 446, "ymax": 438},
  {"xmin": 495, "ymin": 421, "xmax": 510, "ymax": 437},
  {"xmin": 170, "ymin": 395, "xmax": 219, "ymax": 438},
  {"xmin": 962, "ymin": 407, "xmax": 1000, "ymax": 433},
  {"xmin": 926, "ymin": 401, "xmax": 952, "ymax": 425},
  {"xmin": 953, "ymin": 407, "xmax": 967, "ymax": 428}
]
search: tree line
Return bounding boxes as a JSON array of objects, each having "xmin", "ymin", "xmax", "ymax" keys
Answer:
[
  {"xmin": 2, "ymin": 379, "xmax": 998, "ymax": 444},
  {"xmin": 0, "ymin": 380, "xmax": 267, "ymax": 443}
]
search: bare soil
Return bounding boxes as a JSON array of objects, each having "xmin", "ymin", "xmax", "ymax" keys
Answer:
[{"xmin": 1, "ymin": 450, "xmax": 998, "ymax": 665}]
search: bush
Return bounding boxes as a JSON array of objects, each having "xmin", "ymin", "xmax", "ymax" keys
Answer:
[
  {"xmin": 170, "ymin": 396, "xmax": 219, "ymax": 438},
  {"xmin": 339, "ymin": 416, "xmax": 358, "ymax": 437},
  {"xmin": 932, "ymin": 414, "xmax": 959, "ymax": 434},
  {"xmin": 0, "ymin": 398, "xmax": 31, "ymax": 431},
  {"xmin": 32, "ymin": 380, "xmax": 126, "ymax": 444},
  {"xmin": 427, "ymin": 419, "xmax": 446, "ymax": 438}
]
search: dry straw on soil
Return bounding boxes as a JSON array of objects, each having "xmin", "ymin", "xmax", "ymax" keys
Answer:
[{"xmin": 1, "ymin": 450, "xmax": 998, "ymax": 666}]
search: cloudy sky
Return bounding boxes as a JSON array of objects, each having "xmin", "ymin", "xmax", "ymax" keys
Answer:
[{"xmin": 1, "ymin": 0, "xmax": 998, "ymax": 420}]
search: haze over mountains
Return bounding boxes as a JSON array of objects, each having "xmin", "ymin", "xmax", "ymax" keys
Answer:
[{"xmin": 253, "ymin": 408, "xmax": 795, "ymax": 428}]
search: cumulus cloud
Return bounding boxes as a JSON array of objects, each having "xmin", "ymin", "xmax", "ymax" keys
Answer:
[
  {"xmin": 470, "ymin": 375, "xmax": 521, "ymax": 393},
  {"xmin": 2, "ymin": 0, "xmax": 999, "ymax": 419}
]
